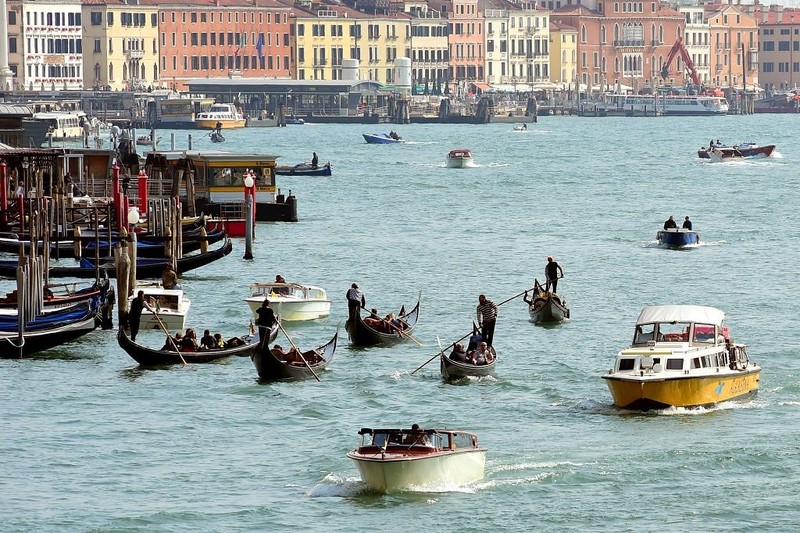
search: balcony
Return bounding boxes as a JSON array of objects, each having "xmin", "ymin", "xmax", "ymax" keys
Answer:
[
  {"xmin": 314, "ymin": 58, "xmax": 328, "ymax": 66},
  {"xmin": 125, "ymin": 49, "xmax": 144, "ymax": 59},
  {"xmin": 613, "ymin": 39, "xmax": 645, "ymax": 48},
  {"xmin": 525, "ymin": 26, "xmax": 539, "ymax": 36}
]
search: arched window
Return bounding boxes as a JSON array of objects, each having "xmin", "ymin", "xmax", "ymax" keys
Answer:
[
  {"xmin": 615, "ymin": 57, "xmax": 620, "ymax": 73},
  {"xmin": 109, "ymin": 63, "xmax": 114, "ymax": 81},
  {"xmin": 614, "ymin": 24, "xmax": 619, "ymax": 42},
  {"xmin": 122, "ymin": 63, "xmax": 128, "ymax": 81},
  {"xmin": 601, "ymin": 25, "xmax": 606, "ymax": 44},
  {"xmin": 581, "ymin": 25, "xmax": 587, "ymax": 43},
  {"xmin": 94, "ymin": 63, "xmax": 101, "ymax": 82},
  {"xmin": 141, "ymin": 64, "xmax": 146, "ymax": 80},
  {"xmin": 651, "ymin": 24, "xmax": 656, "ymax": 43}
]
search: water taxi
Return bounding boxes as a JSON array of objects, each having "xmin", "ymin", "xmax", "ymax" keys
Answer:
[
  {"xmin": 245, "ymin": 282, "xmax": 330, "ymax": 322},
  {"xmin": 603, "ymin": 305, "xmax": 760, "ymax": 410},
  {"xmin": 34, "ymin": 111, "xmax": 89, "ymax": 140},
  {"xmin": 132, "ymin": 285, "xmax": 191, "ymax": 332},
  {"xmin": 195, "ymin": 103, "xmax": 246, "ymax": 129},
  {"xmin": 347, "ymin": 426, "xmax": 486, "ymax": 493},
  {"xmin": 446, "ymin": 149, "xmax": 474, "ymax": 168}
]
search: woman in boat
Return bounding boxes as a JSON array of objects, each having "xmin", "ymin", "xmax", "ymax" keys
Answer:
[
  {"xmin": 181, "ymin": 329, "xmax": 199, "ymax": 351},
  {"xmin": 450, "ymin": 343, "xmax": 468, "ymax": 363}
]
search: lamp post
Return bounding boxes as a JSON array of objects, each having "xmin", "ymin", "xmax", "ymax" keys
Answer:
[{"xmin": 243, "ymin": 171, "xmax": 255, "ymax": 260}]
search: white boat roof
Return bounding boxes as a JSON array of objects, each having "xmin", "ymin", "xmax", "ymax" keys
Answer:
[{"xmin": 636, "ymin": 305, "xmax": 725, "ymax": 326}]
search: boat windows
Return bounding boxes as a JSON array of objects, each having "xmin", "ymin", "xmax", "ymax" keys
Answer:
[
  {"xmin": 666, "ymin": 358, "xmax": 683, "ymax": 370},
  {"xmin": 452, "ymin": 432, "xmax": 475, "ymax": 450},
  {"xmin": 618, "ymin": 358, "xmax": 635, "ymax": 371},
  {"xmin": 633, "ymin": 324, "xmax": 655, "ymax": 344},
  {"xmin": 691, "ymin": 357, "xmax": 701, "ymax": 369},
  {"xmin": 657, "ymin": 322, "xmax": 690, "ymax": 342},
  {"xmin": 692, "ymin": 323, "xmax": 717, "ymax": 344}
]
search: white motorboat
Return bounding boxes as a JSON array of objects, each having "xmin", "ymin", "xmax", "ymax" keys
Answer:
[
  {"xmin": 195, "ymin": 103, "xmax": 246, "ymax": 129},
  {"xmin": 245, "ymin": 282, "xmax": 330, "ymax": 321},
  {"xmin": 445, "ymin": 148, "xmax": 474, "ymax": 168},
  {"xmin": 131, "ymin": 285, "xmax": 191, "ymax": 332},
  {"xmin": 347, "ymin": 426, "xmax": 486, "ymax": 493},
  {"xmin": 602, "ymin": 305, "xmax": 761, "ymax": 410}
]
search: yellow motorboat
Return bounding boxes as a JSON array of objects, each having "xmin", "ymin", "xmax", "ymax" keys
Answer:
[
  {"xmin": 195, "ymin": 103, "xmax": 246, "ymax": 129},
  {"xmin": 603, "ymin": 305, "xmax": 760, "ymax": 410}
]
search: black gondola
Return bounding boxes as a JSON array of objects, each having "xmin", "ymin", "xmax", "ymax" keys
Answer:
[
  {"xmin": 117, "ymin": 327, "xmax": 260, "ymax": 366},
  {"xmin": 251, "ymin": 330, "xmax": 338, "ymax": 380},
  {"xmin": 0, "ymin": 302, "xmax": 99, "ymax": 358},
  {"xmin": 439, "ymin": 326, "xmax": 497, "ymax": 380},
  {"xmin": 345, "ymin": 296, "xmax": 421, "ymax": 347},
  {"xmin": 0, "ymin": 239, "xmax": 233, "ymax": 279}
]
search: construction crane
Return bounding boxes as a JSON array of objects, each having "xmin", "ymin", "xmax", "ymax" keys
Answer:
[{"xmin": 661, "ymin": 37, "xmax": 702, "ymax": 87}]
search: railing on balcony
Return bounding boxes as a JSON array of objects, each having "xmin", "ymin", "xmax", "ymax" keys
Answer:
[
  {"xmin": 613, "ymin": 39, "xmax": 645, "ymax": 47},
  {"xmin": 125, "ymin": 49, "xmax": 144, "ymax": 59}
]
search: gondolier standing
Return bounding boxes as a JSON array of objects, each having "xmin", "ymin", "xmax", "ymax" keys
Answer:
[
  {"xmin": 346, "ymin": 283, "xmax": 366, "ymax": 318},
  {"xmin": 476, "ymin": 294, "xmax": 498, "ymax": 347},
  {"xmin": 128, "ymin": 290, "xmax": 145, "ymax": 341},
  {"xmin": 256, "ymin": 299, "xmax": 276, "ymax": 344},
  {"xmin": 545, "ymin": 256, "xmax": 564, "ymax": 293}
]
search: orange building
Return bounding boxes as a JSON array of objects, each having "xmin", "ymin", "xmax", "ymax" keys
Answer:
[
  {"xmin": 552, "ymin": 0, "xmax": 684, "ymax": 93},
  {"xmin": 443, "ymin": 0, "xmax": 485, "ymax": 84},
  {"xmin": 158, "ymin": 0, "xmax": 293, "ymax": 91},
  {"xmin": 705, "ymin": 3, "xmax": 758, "ymax": 89}
]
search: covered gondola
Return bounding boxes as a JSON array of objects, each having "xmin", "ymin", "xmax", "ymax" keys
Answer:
[
  {"xmin": 345, "ymin": 297, "xmax": 421, "ymax": 347},
  {"xmin": 0, "ymin": 239, "xmax": 233, "ymax": 279},
  {"xmin": 251, "ymin": 330, "xmax": 338, "ymax": 380},
  {"xmin": 0, "ymin": 302, "xmax": 99, "ymax": 358},
  {"xmin": 117, "ymin": 327, "xmax": 258, "ymax": 366}
]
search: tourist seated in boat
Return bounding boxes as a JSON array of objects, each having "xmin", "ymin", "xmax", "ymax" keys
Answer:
[
  {"xmin": 180, "ymin": 329, "xmax": 199, "ymax": 351},
  {"xmin": 450, "ymin": 342, "xmax": 468, "ymax": 363},
  {"xmin": 682, "ymin": 216, "xmax": 692, "ymax": 230},
  {"xmin": 663, "ymin": 216, "xmax": 678, "ymax": 230},
  {"xmin": 200, "ymin": 329, "xmax": 217, "ymax": 350},
  {"xmin": 161, "ymin": 332, "xmax": 182, "ymax": 351},
  {"xmin": 468, "ymin": 342, "xmax": 494, "ymax": 365},
  {"xmin": 271, "ymin": 344, "xmax": 301, "ymax": 364},
  {"xmin": 162, "ymin": 265, "xmax": 180, "ymax": 290},
  {"xmin": 368, "ymin": 308, "xmax": 380, "ymax": 320},
  {"xmin": 214, "ymin": 333, "xmax": 226, "ymax": 348}
]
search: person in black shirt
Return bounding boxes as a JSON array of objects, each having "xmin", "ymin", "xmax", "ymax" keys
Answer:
[
  {"xmin": 128, "ymin": 290, "xmax": 145, "ymax": 341},
  {"xmin": 663, "ymin": 216, "xmax": 678, "ymax": 230},
  {"xmin": 545, "ymin": 256, "xmax": 565, "ymax": 293},
  {"xmin": 311, "ymin": 152, "xmax": 319, "ymax": 169},
  {"xmin": 256, "ymin": 299, "xmax": 276, "ymax": 344},
  {"xmin": 682, "ymin": 216, "xmax": 692, "ymax": 230}
]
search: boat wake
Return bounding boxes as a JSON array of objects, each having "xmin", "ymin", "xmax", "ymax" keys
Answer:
[
  {"xmin": 308, "ymin": 473, "xmax": 372, "ymax": 497},
  {"xmin": 643, "ymin": 240, "xmax": 726, "ymax": 249}
]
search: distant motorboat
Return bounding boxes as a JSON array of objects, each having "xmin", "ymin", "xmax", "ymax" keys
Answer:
[
  {"xmin": 274, "ymin": 162, "xmax": 332, "ymax": 176},
  {"xmin": 446, "ymin": 149, "xmax": 474, "ymax": 168},
  {"xmin": 363, "ymin": 132, "xmax": 403, "ymax": 144},
  {"xmin": 195, "ymin": 103, "xmax": 246, "ymax": 129},
  {"xmin": 132, "ymin": 285, "xmax": 191, "ymax": 332},
  {"xmin": 285, "ymin": 115, "xmax": 305, "ymax": 125},
  {"xmin": 698, "ymin": 142, "xmax": 776, "ymax": 160},
  {"xmin": 657, "ymin": 228, "xmax": 699, "ymax": 247},
  {"xmin": 512, "ymin": 123, "xmax": 528, "ymax": 131},
  {"xmin": 245, "ymin": 282, "xmax": 331, "ymax": 322}
]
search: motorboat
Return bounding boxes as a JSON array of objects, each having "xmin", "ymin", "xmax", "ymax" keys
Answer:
[
  {"xmin": 136, "ymin": 134, "xmax": 160, "ymax": 146},
  {"xmin": 131, "ymin": 285, "xmax": 191, "ymax": 331},
  {"xmin": 245, "ymin": 282, "xmax": 330, "ymax": 322},
  {"xmin": 274, "ymin": 162, "xmax": 332, "ymax": 176},
  {"xmin": 524, "ymin": 281, "xmax": 570, "ymax": 323},
  {"xmin": 363, "ymin": 132, "xmax": 403, "ymax": 144},
  {"xmin": 194, "ymin": 103, "xmax": 246, "ymax": 129},
  {"xmin": 698, "ymin": 142, "xmax": 776, "ymax": 160},
  {"xmin": 285, "ymin": 115, "xmax": 305, "ymax": 125},
  {"xmin": 446, "ymin": 149, "xmax": 474, "ymax": 168},
  {"xmin": 512, "ymin": 123, "xmax": 529, "ymax": 131},
  {"xmin": 657, "ymin": 228, "xmax": 699, "ymax": 247},
  {"xmin": 347, "ymin": 426, "xmax": 487, "ymax": 493},
  {"xmin": 602, "ymin": 305, "xmax": 761, "ymax": 410}
]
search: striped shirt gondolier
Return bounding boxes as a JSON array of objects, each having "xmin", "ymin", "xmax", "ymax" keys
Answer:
[{"xmin": 476, "ymin": 299, "xmax": 498, "ymax": 323}]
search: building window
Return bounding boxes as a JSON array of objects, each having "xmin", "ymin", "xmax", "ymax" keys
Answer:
[{"xmin": 107, "ymin": 12, "xmax": 114, "ymax": 26}]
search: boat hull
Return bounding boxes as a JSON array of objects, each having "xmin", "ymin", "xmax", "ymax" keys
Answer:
[
  {"xmin": 246, "ymin": 299, "xmax": 330, "ymax": 322},
  {"xmin": 195, "ymin": 118, "xmax": 246, "ymax": 129},
  {"xmin": 440, "ymin": 352, "xmax": 496, "ymax": 380},
  {"xmin": 251, "ymin": 331, "xmax": 337, "ymax": 380},
  {"xmin": 345, "ymin": 298, "xmax": 421, "ymax": 347},
  {"xmin": 657, "ymin": 229, "xmax": 698, "ymax": 247},
  {"xmin": 446, "ymin": 157, "xmax": 473, "ymax": 168},
  {"xmin": 117, "ymin": 327, "xmax": 258, "ymax": 365},
  {"xmin": 274, "ymin": 163, "xmax": 332, "ymax": 176},
  {"xmin": 603, "ymin": 367, "xmax": 761, "ymax": 410},
  {"xmin": 348, "ymin": 449, "xmax": 486, "ymax": 493},
  {"xmin": 698, "ymin": 145, "xmax": 776, "ymax": 160},
  {"xmin": 528, "ymin": 293, "xmax": 570, "ymax": 323},
  {"xmin": 363, "ymin": 133, "xmax": 402, "ymax": 144}
]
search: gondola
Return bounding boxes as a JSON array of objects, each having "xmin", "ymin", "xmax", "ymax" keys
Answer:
[
  {"xmin": 251, "ymin": 330, "xmax": 338, "ymax": 380},
  {"xmin": 0, "ymin": 239, "xmax": 233, "ymax": 279},
  {"xmin": 0, "ymin": 282, "xmax": 103, "ymax": 311},
  {"xmin": 274, "ymin": 162, "xmax": 332, "ymax": 176},
  {"xmin": 524, "ymin": 281, "xmax": 570, "ymax": 323},
  {"xmin": 345, "ymin": 296, "xmax": 421, "ymax": 347},
  {"xmin": 0, "ymin": 302, "xmax": 99, "ymax": 358},
  {"xmin": 439, "ymin": 330, "xmax": 497, "ymax": 380},
  {"xmin": 117, "ymin": 327, "xmax": 259, "ymax": 366}
]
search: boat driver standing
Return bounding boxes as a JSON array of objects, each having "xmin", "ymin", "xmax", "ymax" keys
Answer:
[{"xmin": 544, "ymin": 256, "xmax": 564, "ymax": 294}]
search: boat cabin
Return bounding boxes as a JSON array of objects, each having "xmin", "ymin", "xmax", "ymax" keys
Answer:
[
  {"xmin": 355, "ymin": 427, "xmax": 479, "ymax": 454},
  {"xmin": 248, "ymin": 282, "xmax": 326, "ymax": 301},
  {"xmin": 447, "ymin": 149, "xmax": 472, "ymax": 159}
]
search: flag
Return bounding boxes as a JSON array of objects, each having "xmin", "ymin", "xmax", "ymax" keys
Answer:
[
  {"xmin": 255, "ymin": 34, "xmax": 264, "ymax": 59},
  {"xmin": 235, "ymin": 33, "xmax": 243, "ymax": 56}
]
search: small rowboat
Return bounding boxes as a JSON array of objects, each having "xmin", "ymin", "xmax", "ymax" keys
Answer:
[
  {"xmin": 347, "ymin": 426, "xmax": 487, "ymax": 493},
  {"xmin": 274, "ymin": 162, "xmax": 332, "ymax": 176},
  {"xmin": 117, "ymin": 327, "xmax": 259, "ymax": 366},
  {"xmin": 251, "ymin": 330, "xmax": 338, "ymax": 380},
  {"xmin": 345, "ymin": 296, "xmax": 421, "ymax": 347}
]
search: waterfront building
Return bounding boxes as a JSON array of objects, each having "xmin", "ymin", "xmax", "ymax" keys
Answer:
[
  {"xmin": 679, "ymin": 5, "xmax": 710, "ymax": 85},
  {"xmin": 5, "ymin": 0, "xmax": 22, "ymax": 90},
  {"xmin": 749, "ymin": 5, "xmax": 800, "ymax": 91},
  {"xmin": 443, "ymin": 0, "xmax": 485, "ymax": 87},
  {"xmin": 551, "ymin": 0, "xmax": 684, "ymax": 94},
  {"xmin": 404, "ymin": 1, "xmax": 450, "ymax": 93},
  {"xmin": 81, "ymin": 0, "xmax": 160, "ymax": 91},
  {"xmin": 705, "ymin": 3, "xmax": 758, "ymax": 90},
  {"xmin": 549, "ymin": 20, "xmax": 577, "ymax": 88},
  {"xmin": 158, "ymin": 0, "xmax": 293, "ymax": 92}
]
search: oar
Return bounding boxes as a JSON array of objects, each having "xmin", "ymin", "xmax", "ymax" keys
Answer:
[
  {"xmin": 388, "ymin": 321, "xmax": 423, "ymax": 347},
  {"xmin": 410, "ymin": 287, "xmax": 531, "ymax": 375},
  {"xmin": 276, "ymin": 320, "xmax": 321, "ymax": 382},
  {"xmin": 144, "ymin": 301, "xmax": 186, "ymax": 365}
]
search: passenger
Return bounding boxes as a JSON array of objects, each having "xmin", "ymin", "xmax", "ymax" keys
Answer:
[
  {"xmin": 200, "ymin": 329, "xmax": 217, "ymax": 349},
  {"xmin": 181, "ymin": 328, "xmax": 198, "ymax": 351},
  {"xmin": 682, "ymin": 216, "xmax": 693, "ymax": 230},
  {"xmin": 214, "ymin": 333, "xmax": 226, "ymax": 349},
  {"xmin": 162, "ymin": 265, "xmax": 180, "ymax": 290},
  {"xmin": 368, "ymin": 308, "xmax": 380, "ymax": 320},
  {"xmin": 663, "ymin": 216, "xmax": 678, "ymax": 230},
  {"xmin": 450, "ymin": 342, "xmax": 468, "ymax": 363},
  {"xmin": 470, "ymin": 341, "xmax": 494, "ymax": 365},
  {"xmin": 161, "ymin": 334, "xmax": 178, "ymax": 351}
]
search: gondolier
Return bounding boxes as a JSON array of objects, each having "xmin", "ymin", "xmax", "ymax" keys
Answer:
[
  {"xmin": 476, "ymin": 294, "xmax": 498, "ymax": 347},
  {"xmin": 346, "ymin": 283, "xmax": 365, "ymax": 318},
  {"xmin": 256, "ymin": 299, "xmax": 276, "ymax": 344},
  {"xmin": 545, "ymin": 256, "xmax": 564, "ymax": 293},
  {"xmin": 128, "ymin": 290, "xmax": 145, "ymax": 341}
]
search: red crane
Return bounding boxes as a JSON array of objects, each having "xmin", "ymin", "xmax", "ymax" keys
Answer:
[{"xmin": 661, "ymin": 37, "xmax": 701, "ymax": 87}]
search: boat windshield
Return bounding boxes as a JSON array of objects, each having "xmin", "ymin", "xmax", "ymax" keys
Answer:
[{"xmin": 633, "ymin": 323, "xmax": 656, "ymax": 345}]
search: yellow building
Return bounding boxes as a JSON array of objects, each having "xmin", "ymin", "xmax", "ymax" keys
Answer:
[
  {"xmin": 549, "ymin": 20, "xmax": 577, "ymax": 87},
  {"xmin": 404, "ymin": 1, "xmax": 449, "ymax": 91},
  {"xmin": 291, "ymin": 2, "xmax": 411, "ymax": 83},
  {"xmin": 82, "ymin": 0, "xmax": 160, "ymax": 91}
]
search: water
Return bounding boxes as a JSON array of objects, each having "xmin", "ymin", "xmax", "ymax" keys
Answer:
[{"xmin": 3, "ymin": 116, "xmax": 800, "ymax": 531}]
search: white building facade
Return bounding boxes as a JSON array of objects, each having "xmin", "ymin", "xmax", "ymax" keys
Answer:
[{"xmin": 22, "ymin": 1, "xmax": 84, "ymax": 90}]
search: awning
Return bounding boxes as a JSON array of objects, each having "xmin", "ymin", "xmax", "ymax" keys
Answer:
[{"xmin": 471, "ymin": 82, "xmax": 491, "ymax": 91}]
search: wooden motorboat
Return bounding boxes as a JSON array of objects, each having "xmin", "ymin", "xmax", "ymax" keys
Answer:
[
  {"xmin": 363, "ymin": 132, "xmax": 403, "ymax": 144},
  {"xmin": 132, "ymin": 285, "xmax": 191, "ymax": 331},
  {"xmin": 117, "ymin": 327, "xmax": 257, "ymax": 366},
  {"xmin": 345, "ymin": 297, "xmax": 421, "ymax": 347},
  {"xmin": 0, "ymin": 302, "xmax": 99, "ymax": 358},
  {"xmin": 251, "ymin": 330, "xmax": 338, "ymax": 380},
  {"xmin": 0, "ymin": 239, "xmax": 233, "ymax": 279},
  {"xmin": 525, "ymin": 282, "xmax": 570, "ymax": 323},
  {"xmin": 274, "ymin": 162, "xmax": 332, "ymax": 176},
  {"xmin": 245, "ymin": 282, "xmax": 330, "ymax": 322},
  {"xmin": 136, "ymin": 135, "xmax": 160, "ymax": 146},
  {"xmin": 602, "ymin": 305, "xmax": 761, "ymax": 410},
  {"xmin": 284, "ymin": 115, "xmax": 305, "ymax": 125},
  {"xmin": 347, "ymin": 426, "xmax": 487, "ymax": 493},
  {"xmin": 446, "ymin": 149, "xmax": 474, "ymax": 168},
  {"xmin": 697, "ymin": 142, "xmax": 776, "ymax": 160},
  {"xmin": 657, "ymin": 228, "xmax": 699, "ymax": 247}
]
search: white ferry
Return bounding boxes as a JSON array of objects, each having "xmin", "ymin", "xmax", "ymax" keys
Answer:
[
  {"xmin": 195, "ymin": 103, "xmax": 246, "ymax": 129},
  {"xmin": 602, "ymin": 94, "xmax": 729, "ymax": 116},
  {"xmin": 33, "ymin": 111, "xmax": 89, "ymax": 140}
]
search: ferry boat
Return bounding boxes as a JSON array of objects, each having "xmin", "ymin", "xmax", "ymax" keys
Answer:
[
  {"xmin": 33, "ymin": 111, "xmax": 89, "ymax": 140},
  {"xmin": 194, "ymin": 103, "xmax": 246, "ymax": 129},
  {"xmin": 599, "ymin": 94, "xmax": 729, "ymax": 116},
  {"xmin": 347, "ymin": 426, "xmax": 486, "ymax": 493},
  {"xmin": 603, "ymin": 305, "xmax": 761, "ymax": 410}
]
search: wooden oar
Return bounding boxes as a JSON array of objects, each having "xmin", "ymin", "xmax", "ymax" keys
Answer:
[
  {"xmin": 276, "ymin": 320, "xmax": 321, "ymax": 382},
  {"xmin": 144, "ymin": 301, "xmax": 186, "ymax": 365},
  {"xmin": 388, "ymin": 321, "xmax": 423, "ymax": 346}
]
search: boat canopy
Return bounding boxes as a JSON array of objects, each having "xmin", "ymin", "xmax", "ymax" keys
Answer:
[{"xmin": 636, "ymin": 305, "xmax": 725, "ymax": 327}]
